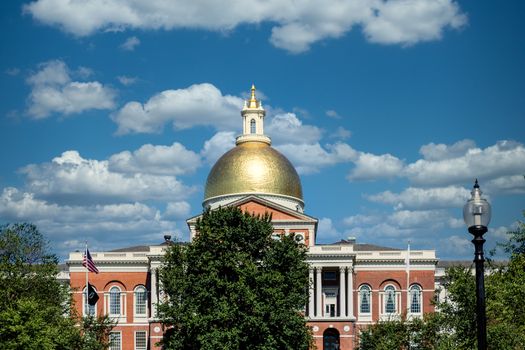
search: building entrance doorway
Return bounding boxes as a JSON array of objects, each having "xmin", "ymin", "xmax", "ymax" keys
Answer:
[{"xmin": 323, "ymin": 328, "xmax": 340, "ymax": 350}]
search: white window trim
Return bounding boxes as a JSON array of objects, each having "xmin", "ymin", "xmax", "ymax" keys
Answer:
[
  {"xmin": 134, "ymin": 285, "xmax": 148, "ymax": 320},
  {"xmin": 134, "ymin": 330, "xmax": 148, "ymax": 350},
  {"xmin": 109, "ymin": 331, "xmax": 122, "ymax": 350},
  {"xmin": 106, "ymin": 286, "xmax": 126, "ymax": 320},
  {"xmin": 380, "ymin": 284, "xmax": 401, "ymax": 320},
  {"xmin": 322, "ymin": 287, "xmax": 338, "ymax": 318},
  {"xmin": 408, "ymin": 284, "xmax": 423, "ymax": 317},
  {"xmin": 83, "ymin": 286, "xmax": 97, "ymax": 317},
  {"xmin": 358, "ymin": 284, "xmax": 372, "ymax": 321}
]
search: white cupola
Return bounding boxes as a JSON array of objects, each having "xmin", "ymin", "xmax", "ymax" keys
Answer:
[{"xmin": 236, "ymin": 85, "xmax": 271, "ymax": 145}]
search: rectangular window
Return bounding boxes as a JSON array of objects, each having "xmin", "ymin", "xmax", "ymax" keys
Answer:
[
  {"xmin": 109, "ymin": 332, "xmax": 121, "ymax": 350},
  {"xmin": 135, "ymin": 331, "xmax": 147, "ymax": 350},
  {"xmin": 323, "ymin": 271, "xmax": 336, "ymax": 280},
  {"xmin": 135, "ymin": 288, "xmax": 147, "ymax": 316},
  {"xmin": 325, "ymin": 304, "xmax": 336, "ymax": 317}
]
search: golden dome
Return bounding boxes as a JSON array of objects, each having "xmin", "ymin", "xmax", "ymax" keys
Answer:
[{"xmin": 204, "ymin": 141, "xmax": 303, "ymax": 201}]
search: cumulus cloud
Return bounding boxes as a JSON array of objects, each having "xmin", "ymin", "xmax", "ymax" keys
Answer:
[
  {"xmin": 485, "ymin": 175, "xmax": 525, "ymax": 194},
  {"xmin": 362, "ymin": 0, "xmax": 466, "ymax": 45},
  {"xmin": 163, "ymin": 201, "xmax": 191, "ymax": 220},
  {"xmin": 266, "ymin": 113, "xmax": 322, "ymax": 145},
  {"xmin": 317, "ymin": 217, "xmax": 342, "ymax": 241},
  {"xmin": 419, "ymin": 139, "xmax": 476, "ymax": 161},
  {"xmin": 21, "ymin": 150, "xmax": 195, "ymax": 204},
  {"xmin": 0, "ymin": 187, "xmax": 178, "ymax": 257},
  {"xmin": 109, "ymin": 142, "xmax": 201, "ymax": 176},
  {"xmin": 24, "ymin": 0, "xmax": 467, "ymax": 53},
  {"xmin": 277, "ymin": 142, "xmax": 358, "ymax": 174},
  {"xmin": 111, "ymin": 83, "xmax": 242, "ymax": 134},
  {"xmin": 26, "ymin": 60, "xmax": 116, "ymax": 118},
  {"xmin": 200, "ymin": 131, "xmax": 236, "ymax": 165},
  {"xmin": 343, "ymin": 214, "xmax": 381, "ymax": 227},
  {"xmin": 366, "ymin": 185, "xmax": 470, "ymax": 210},
  {"xmin": 120, "ymin": 36, "xmax": 140, "ymax": 50},
  {"xmin": 347, "ymin": 152, "xmax": 404, "ymax": 181},
  {"xmin": 405, "ymin": 140, "xmax": 525, "ymax": 187}
]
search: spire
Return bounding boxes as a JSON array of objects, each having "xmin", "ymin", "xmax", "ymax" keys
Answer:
[
  {"xmin": 237, "ymin": 84, "xmax": 270, "ymax": 145},
  {"xmin": 248, "ymin": 84, "xmax": 258, "ymax": 108}
]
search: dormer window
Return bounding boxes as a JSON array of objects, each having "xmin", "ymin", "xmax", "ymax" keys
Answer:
[{"xmin": 250, "ymin": 119, "xmax": 256, "ymax": 134}]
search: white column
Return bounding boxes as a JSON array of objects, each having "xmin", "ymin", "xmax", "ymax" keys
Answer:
[
  {"xmin": 315, "ymin": 267, "xmax": 322, "ymax": 317},
  {"xmin": 150, "ymin": 267, "xmax": 158, "ymax": 318},
  {"xmin": 348, "ymin": 265, "xmax": 354, "ymax": 318},
  {"xmin": 308, "ymin": 268, "xmax": 315, "ymax": 318},
  {"xmin": 340, "ymin": 266, "xmax": 346, "ymax": 317}
]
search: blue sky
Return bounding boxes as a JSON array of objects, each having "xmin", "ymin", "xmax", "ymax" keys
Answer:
[{"xmin": 1, "ymin": 0, "xmax": 524, "ymax": 260}]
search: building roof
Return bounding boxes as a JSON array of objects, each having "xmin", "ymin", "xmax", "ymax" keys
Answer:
[{"xmin": 329, "ymin": 239, "xmax": 401, "ymax": 251}]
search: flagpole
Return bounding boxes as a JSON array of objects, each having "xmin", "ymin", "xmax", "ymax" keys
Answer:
[
  {"xmin": 85, "ymin": 241, "xmax": 88, "ymax": 317},
  {"xmin": 406, "ymin": 240, "xmax": 411, "ymax": 316}
]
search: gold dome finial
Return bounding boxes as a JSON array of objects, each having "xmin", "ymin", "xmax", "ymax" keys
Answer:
[{"xmin": 248, "ymin": 84, "xmax": 258, "ymax": 108}]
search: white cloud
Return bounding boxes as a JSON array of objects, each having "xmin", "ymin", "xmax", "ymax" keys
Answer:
[
  {"xmin": 317, "ymin": 217, "xmax": 342, "ymax": 241},
  {"xmin": 120, "ymin": 36, "xmax": 140, "ymax": 51},
  {"xmin": 419, "ymin": 139, "xmax": 476, "ymax": 161},
  {"xmin": 343, "ymin": 214, "xmax": 381, "ymax": 227},
  {"xmin": 387, "ymin": 209, "xmax": 454, "ymax": 229},
  {"xmin": 111, "ymin": 83, "xmax": 242, "ymax": 134},
  {"xmin": 75, "ymin": 66, "xmax": 93, "ymax": 79},
  {"xmin": 26, "ymin": 60, "xmax": 116, "ymax": 118},
  {"xmin": 485, "ymin": 175, "xmax": 525, "ymax": 194},
  {"xmin": 200, "ymin": 131, "xmax": 236, "ymax": 165},
  {"xmin": 277, "ymin": 142, "xmax": 358, "ymax": 174},
  {"xmin": 348, "ymin": 152, "xmax": 404, "ymax": 181},
  {"xmin": 109, "ymin": 142, "xmax": 201, "ymax": 176},
  {"xmin": 440, "ymin": 235, "xmax": 471, "ymax": 256},
  {"xmin": 163, "ymin": 201, "xmax": 191, "ymax": 220},
  {"xmin": 489, "ymin": 225, "xmax": 512, "ymax": 242},
  {"xmin": 366, "ymin": 185, "xmax": 470, "ymax": 210},
  {"xmin": 117, "ymin": 75, "xmax": 137, "ymax": 86},
  {"xmin": 405, "ymin": 140, "xmax": 525, "ymax": 187},
  {"xmin": 0, "ymin": 187, "xmax": 178, "ymax": 257},
  {"xmin": 363, "ymin": 0, "xmax": 467, "ymax": 45},
  {"xmin": 266, "ymin": 113, "xmax": 322, "ymax": 145},
  {"xmin": 325, "ymin": 110, "xmax": 342, "ymax": 119},
  {"xmin": 21, "ymin": 150, "xmax": 195, "ymax": 204},
  {"xmin": 330, "ymin": 126, "xmax": 352, "ymax": 140},
  {"xmin": 24, "ymin": 0, "xmax": 467, "ymax": 53}
]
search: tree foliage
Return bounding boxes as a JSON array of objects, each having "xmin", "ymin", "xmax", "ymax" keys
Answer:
[
  {"xmin": 0, "ymin": 223, "xmax": 113, "ymax": 350},
  {"xmin": 157, "ymin": 206, "xmax": 313, "ymax": 350},
  {"xmin": 359, "ymin": 211, "xmax": 525, "ymax": 350}
]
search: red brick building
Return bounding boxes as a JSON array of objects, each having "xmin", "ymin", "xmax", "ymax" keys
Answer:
[{"xmin": 67, "ymin": 86, "xmax": 437, "ymax": 350}]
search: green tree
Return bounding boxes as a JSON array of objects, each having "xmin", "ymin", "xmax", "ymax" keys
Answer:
[
  {"xmin": 0, "ymin": 223, "xmax": 113, "ymax": 350},
  {"xmin": 157, "ymin": 206, "xmax": 313, "ymax": 350},
  {"xmin": 80, "ymin": 315, "xmax": 116, "ymax": 350}
]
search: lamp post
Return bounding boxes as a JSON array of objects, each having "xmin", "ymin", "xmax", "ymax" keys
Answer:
[{"xmin": 463, "ymin": 179, "xmax": 491, "ymax": 350}]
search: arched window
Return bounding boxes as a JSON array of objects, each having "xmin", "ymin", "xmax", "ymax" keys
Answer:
[
  {"xmin": 250, "ymin": 119, "xmax": 256, "ymax": 134},
  {"xmin": 359, "ymin": 285, "xmax": 371, "ymax": 314},
  {"xmin": 109, "ymin": 286, "xmax": 121, "ymax": 315},
  {"xmin": 384, "ymin": 285, "xmax": 396, "ymax": 314},
  {"xmin": 134, "ymin": 285, "xmax": 147, "ymax": 316},
  {"xmin": 83, "ymin": 286, "xmax": 96, "ymax": 316},
  {"xmin": 410, "ymin": 284, "xmax": 422, "ymax": 314}
]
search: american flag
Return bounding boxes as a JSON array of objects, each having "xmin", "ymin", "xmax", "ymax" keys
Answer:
[{"xmin": 83, "ymin": 248, "xmax": 99, "ymax": 274}]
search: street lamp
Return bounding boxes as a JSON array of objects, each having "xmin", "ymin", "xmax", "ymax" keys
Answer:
[{"xmin": 463, "ymin": 179, "xmax": 491, "ymax": 350}]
